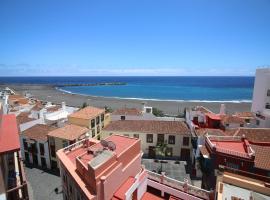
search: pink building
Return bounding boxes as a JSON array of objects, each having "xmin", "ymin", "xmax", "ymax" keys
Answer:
[{"xmin": 57, "ymin": 135, "xmax": 213, "ymax": 200}]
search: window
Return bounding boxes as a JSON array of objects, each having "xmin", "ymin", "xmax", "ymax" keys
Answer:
[
  {"xmin": 69, "ymin": 184, "xmax": 73, "ymax": 194},
  {"xmin": 62, "ymin": 140, "xmax": 69, "ymax": 148},
  {"xmin": 133, "ymin": 134, "xmax": 139, "ymax": 138},
  {"xmin": 146, "ymin": 108, "xmax": 152, "ymax": 113},
  {"xmin": 39, "ymin": 143, "xmax": 44, "ymax": 156},
  {"xmin": 245, "ymin": 119, "xmax": 250, "ymax": 123},
  {"xmin": 120, "ymin": 116, "xmax": 126, "ymax": 120},
  {"xmin": 157, "ymin": 134, "xmax": 164, "ymax": 144},
  {"xmin": 101, "ymin": 114, "xmax": 104, "ymax": 122},
  {"xmin": 168, "ymin": 135, "xmax": 175, "ymax": 144},
  {"xmin": 50, "ymin": 145, "xmax": 56, "ymax": 158},
  {"xmin": 267, "ymin": 89, "xmax": 270, "ymax": 96},
  {"xmin": 226, "ymin": 162, "xmax": 239, "ymax": 170},
  {"xmin": 31, "ymin": 143, "xmax": 38, "ymax": 154},
  {"xmin": 49, "ymin": 137, "xmax": 55, "ymax": 146},
  {"xmin": 183, "ymin": 137, "xmax": 189, "ymax": 146},
  {"xmin": 23, "ymin": 139, "xmax": 28, "ymax": 150},
  {"xmin": 97, "ymin": 126, "xmax": 100, "ymax": 134},
  {"xmin": 146, "ymin": 134, "xmax": 153, "ymax": 143},
  {"xmin": 256, "ymin": 120, "xmax": 260, "ymax": 126},
  {"xmin": 92, "ymin": 129, "xmax": 95, "ymax": 137},
  {"xmin": 240, "ymin": 124, "xmax": 244, "ymax": 127},
  {"xmin": 91, "ymin": 119, "xmax": 95, "ymax": 128},
  {"xmin": 266, "ymin": 103, "xmax": 270, "ymax": 109},
  {"xmin": 96, "ymin": 116, "xmax": 100, "ymax": 125}
]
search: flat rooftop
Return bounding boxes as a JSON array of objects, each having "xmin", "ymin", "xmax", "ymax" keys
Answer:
[
  {"xmin": 65, "ymin": 135, "xmax": 140, "ymax": 167},
  {"xmin": 0, "ymin": 114, "xmax": 20, "ymax": 154}
]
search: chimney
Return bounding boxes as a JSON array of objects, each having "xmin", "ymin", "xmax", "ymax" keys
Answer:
[
  {"xmin": 220, "ymin": 104, "xmax": 226, "ymax": 115},
  {"xmin": 62, "ymin": 102, "xmax": 66, "ymax": 111},
  {"xmin": 141, "ymin": 102, "xmax": 146, "ymax": 113}
]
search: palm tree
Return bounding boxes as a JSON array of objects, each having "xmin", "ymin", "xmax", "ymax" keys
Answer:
[{"xmin": 155, "ymin": 140, "xmax": 168, "ymax": 173}]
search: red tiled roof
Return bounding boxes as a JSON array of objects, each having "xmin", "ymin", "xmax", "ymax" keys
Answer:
[
  {"xmin": 195, "ymin": 128, "xmax": 226, "ymax": 137},
  {"xmin": 69, "ymin": 106, "xmax": 104, "ymax": 120},
  {"xmin": 220, "ymin": 115, "xmax": 245, "ymax": 124},
  {"xmin": 235, "ymin": 112, "xmax": 255, "ymax": 119},
  {"xmin": 104, "ymin": 120, "xmax": 190, "ymax": 135},
  {"xmin": 251, "ymin": 144, "xmax": 270, "ymax": 170},
  {"xmin": 0, "ymin": 114, "xmax": 20, "ymax": 154},
  {"xmin": 21, "ymin": 124, "xmax": 56, "ymax": 141},
  {"xmin": 46, "ymin": 105, "xmax": 61, "ymax": 112},
  {"xmin": 16, "ymin": 112, "xmax": 34, "ymax": 124},
  {"xmin": 112, "ymin": 108, "xmax": 142, "ymax": 116},
  {"xmin": 47, "ymin": 124, "xmax": 89, "ymax": 141},
  {"xmin": 113, "ymin": 177, "xmax": 135, "ymax": 200},
  {"xmin": 32, "ymin": 102, "xmax": 44, "ymax": 111},
  {"xmin": 234, "ymin": 128, "xmax": 270, "ymax": 143}
]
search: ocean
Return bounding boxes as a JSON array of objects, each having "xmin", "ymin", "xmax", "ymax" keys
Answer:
[{"xmin": 0, "ymin": 76, "xmax": 254, "ymax": 102}]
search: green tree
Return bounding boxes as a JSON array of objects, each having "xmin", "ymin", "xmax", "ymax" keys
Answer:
[
  {"xmin": 152, "ymin": 107, "xmax": 165, "ymax": 117},
  {"xmin": 81, "ymin": 102, "xmax": 88, "ymax": 109},
  {"xmin": 155, "ymin": 141, "xmax": 169, "ymax": 174},
  {"xmin": 104, "ymin": 106, "xmax": 113, "ymax": 113}
]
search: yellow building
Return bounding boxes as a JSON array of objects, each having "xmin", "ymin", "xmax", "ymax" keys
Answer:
[
  {"xmin": 68, "ymin": 106, "xmax": 109, "ymax": 140},
  {"xmin": 47, "ymin": 124, "xmax": 89, "ymax": 169}
]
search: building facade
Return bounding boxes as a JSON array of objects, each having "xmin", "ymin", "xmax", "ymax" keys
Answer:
[
  {"xmin": 20, "ymin": 124, "xmax": 55, "ymax": 169},
  {"xmin": 102, "ymin": 120, "xmax": 192, "ymax": 160},
  {"xmin": 0, "ymin": 113, "xmax": 28, "ymax": 200},
  {"xmin": 68, "ymin": 106, "xmax": 108, "ymax": 139},
  {"xmin": 251, "ymin": 68, "xmax": 270, "ymax": 128},
  {"xmin": 47, "ymin": 124, "xmax": 89, "ymax": 169},
  {"xmin": 57, "ymin": 135, "xmax": 213, "ymax": 200}
]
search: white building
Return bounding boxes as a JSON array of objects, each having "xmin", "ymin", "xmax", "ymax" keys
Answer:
[
  {"xmin": 20, "ymin": 124, "xmax": 56, "ymax": 169},
  {"xmin": 251, "ymin": 68, "xmax": 270, "ymax": 128}
]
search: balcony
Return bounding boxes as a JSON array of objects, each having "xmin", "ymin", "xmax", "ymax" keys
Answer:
[{"xmin": 147, "ymin": 170, "xmax": 212, "ymax": 200}]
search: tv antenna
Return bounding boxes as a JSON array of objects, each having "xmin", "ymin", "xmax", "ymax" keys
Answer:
[
  {"xmin": 100, "ymin": 140, "xmax": 108, "ymax": 149},
  {"xmin": 107, "ymin": 141, "xmax": 116, "ymax": 151}
]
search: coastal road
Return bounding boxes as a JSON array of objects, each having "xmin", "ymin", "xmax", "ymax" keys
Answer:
[{"xmin": 5, "ymin": 84, "xmax": 251, "ymax": 114}]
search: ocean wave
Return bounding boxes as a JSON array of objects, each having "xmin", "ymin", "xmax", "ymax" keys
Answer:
[{"xmin": 56, "ymin": 87, "xmax": 252, "ymax": 103}]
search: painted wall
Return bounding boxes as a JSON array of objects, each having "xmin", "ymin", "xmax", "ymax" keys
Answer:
[{"xmin": 101, "ymin": 130, "xmax": 192, "ymax": 159}]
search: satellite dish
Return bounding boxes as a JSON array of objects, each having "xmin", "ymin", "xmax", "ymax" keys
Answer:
[
  {"xmin": 100, "ymin": 140, "xmax": 108, "ymax": 148},
  {"xmin": 107, "ymin": 141, "xmax": 116, "ymax": 151}
]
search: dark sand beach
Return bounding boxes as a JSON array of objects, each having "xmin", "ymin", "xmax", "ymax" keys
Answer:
[{"xmin": 3, "ymin": 84, "xmax": 252, "ymax": 115}]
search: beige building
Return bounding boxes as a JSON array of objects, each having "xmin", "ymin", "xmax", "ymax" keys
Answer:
[
  {"xmin": 102, "ymin": 120, "xmax": 192, "ymax": 160},
  {"xmin": 68, "ymin": 106, "xmax": 109, "ymax": 140},
  {"xmin": 47, "ymin": 124, "xmax": 89, "ymax": 169}
]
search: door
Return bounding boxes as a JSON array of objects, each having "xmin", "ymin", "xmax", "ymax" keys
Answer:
[
  {"xmin": 41, "ymin": 157, "xmax": 47, "ymax": 168},
  {"xmin": 180, "ymin": 148, "xmax": 190, "ymax": 161},
  {"xmin": 148, "ymin": 146, "xmax": 156, "ymax": 158},
  {"xmin": 25, "ymin": 152, "xmax": 30, "ymax": 163},
  {"xmin": 33, "ymin": 154, "xmax": 38, "ymax": 165}
]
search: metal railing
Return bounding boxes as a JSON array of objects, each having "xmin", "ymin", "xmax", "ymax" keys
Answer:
[
  {"xmin": 147, "ymin": 170, "xmax": 211, "ymax": 199},
  {"xmin": 63, "ymin": 138, "xmax": 87, "ymax": 153}
]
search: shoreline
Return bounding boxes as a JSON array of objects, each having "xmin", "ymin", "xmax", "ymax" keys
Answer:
[{"xmin": 1, "ymin": 84, "xmax": 252, "ymax": 115}]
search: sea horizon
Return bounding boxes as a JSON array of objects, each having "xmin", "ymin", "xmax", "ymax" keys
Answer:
[{"xmin": 0, "ymin": 76, "xmax": 254, "ymax": 102}]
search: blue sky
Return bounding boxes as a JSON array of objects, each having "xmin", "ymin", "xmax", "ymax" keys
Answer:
[{"xmin": 0, "ymin": 0, "xmax": 269, "ymax": 76}]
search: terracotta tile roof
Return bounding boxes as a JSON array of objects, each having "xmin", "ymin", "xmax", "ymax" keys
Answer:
[
  {"xmin": 195, "ymin": 128, "xmax": 226, "ymax": 137},
  {"xmin": 21, "ymin": 124, "xmax": 56, "ymax": 141},
  {"xmin": 47, "ymin": 124, "xmax": 89, "ymax": 141},
  {"xmin": 235, "ymin": 112, "xmax": 255, "ymax": 119},
  {"xmin": 46, "ymin": 105, "xmax": 61, "ymax": 112},
  {"xmin": 205, "ymin": 113, "xmax": 221, "ymax": 120},
  {"xmin": 32, "ymin": 102, "xmax": 44, "ymax": 111},
  {"xmin": 69, "ymin": 106, "xmax": 104, "ymax": 120},
  {"xmin": 103, "ymin": 120, "xmax": 190, "ymax": 135},
  {"xmin": 251, "ymin": 144, "xmax": 270, "ymax": 170},
  {"xmin": 112, "ymin": 108, "xmax": 142, "ymax": 116},
  {"xmin": 9, "ymin": 94, "xmax": 24, "ymax": 100},
  {"xmin": 16, "ymin": 112, "xmax": 34, "ymax": 124},
  {"xmin": 0, "ymin": 114, "xmax": 20, "ymax": 154},
  {"xmin": 234, "ymin": 128, "xmax": 270, "ymax": 143},
  {"xmin": 220, "ymin": 115, "xmax": 245, "ymax": 124}
]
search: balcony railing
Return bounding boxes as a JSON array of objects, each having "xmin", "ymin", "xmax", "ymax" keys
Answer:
[
  {"xmin": 63, "ymin": 138, "xmax": 87, "ymax": 153},
  {"xmin": 147, "ymin": 170, "xmax": 211, "ymax": 200}
]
